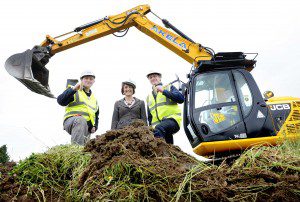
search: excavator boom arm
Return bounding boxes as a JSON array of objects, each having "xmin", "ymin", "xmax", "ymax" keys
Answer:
[
  {"xmin": 45, "ymin": 5, "xmax": 212, "ymax": 64},
  {"xmin": 44, "ymin": 5, "xmax": 150, "ymax": 54},
  {"xmin": 4, "ymin": 4, "xmax": 212, "ymax": 98}
]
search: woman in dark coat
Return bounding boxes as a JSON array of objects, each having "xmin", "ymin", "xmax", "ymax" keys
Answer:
[{"xmin": 111, "ymin": 80, "xmax": 147, "ymax": 129}]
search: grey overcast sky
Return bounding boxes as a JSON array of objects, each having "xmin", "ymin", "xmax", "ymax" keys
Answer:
[{"xmin": 0, "ymin": 0, "xmax": 299, "ymax": 161}]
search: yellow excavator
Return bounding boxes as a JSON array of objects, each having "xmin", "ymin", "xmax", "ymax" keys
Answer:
[{"xmin": 4, "ymin": 5, "xmax": 300, "ymax": 157}]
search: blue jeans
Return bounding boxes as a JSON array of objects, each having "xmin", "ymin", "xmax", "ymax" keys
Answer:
[{"xmin": 153, "ymin": 118, "xmax": 180, "ymax": 144}]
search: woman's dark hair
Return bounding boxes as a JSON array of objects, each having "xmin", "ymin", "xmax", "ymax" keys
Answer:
[{"xmin": 121, "ymin": 83, "xmax": 135, "ymax": 95}]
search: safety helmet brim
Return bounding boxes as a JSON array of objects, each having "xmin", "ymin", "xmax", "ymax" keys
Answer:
[
  {"xmin": 80, "ymin": 70, "xmax": 96, "ymax": 79},
  {"xmin": 146, "ymin": 72, "xmax": 161, "ymax": 78},
  {"xmin": 122, "ymin": 81, "xmax": 136, "ymax": 89}
]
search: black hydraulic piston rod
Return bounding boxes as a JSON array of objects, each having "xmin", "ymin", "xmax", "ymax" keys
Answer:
[
  {"xmin": 74, "ymin": 17, "xmax": 106, "ymax": 32},
  {"xmin": 150, "ymin": 11, "xmax": 195, "ymax": 43},
  {"xmin": 162, "ymin": 19, "xmax": 195, "ymax": 43}
]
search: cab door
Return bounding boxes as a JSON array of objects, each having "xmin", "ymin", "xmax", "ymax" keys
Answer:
[
  {"xmin": 232, "ymin": 69, "xmax": 275, "ymax": 137},
  {"xmin": 189, "ymin": 70, "xmax": 247, "ymax": 142}
]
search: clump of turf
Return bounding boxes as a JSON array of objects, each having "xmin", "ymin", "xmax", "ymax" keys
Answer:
[
  {"xmin": 182, "ymin": 142, "xmax": 300, "ymax": 202},
  {"xmin": 77, "ymin": 120, "xmax": 200, "ymax": 201},
  {"xmin": 11, "ymin": 144, "xmax": 91, "ymax": 201},
  {"xmin": 1, "ymin": 121, "xmax": 299, "ymax": 201},
  {"xmin": 76, "ymin": 121, "xmax": 300, "ymax": 201}
]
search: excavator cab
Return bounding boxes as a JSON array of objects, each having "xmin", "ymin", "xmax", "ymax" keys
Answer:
[{"xmin": 183, "ymin": 52, "xmax": 277, "ymax": 155}]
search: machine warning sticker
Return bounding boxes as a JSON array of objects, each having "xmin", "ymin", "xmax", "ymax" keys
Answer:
[
  {"xmin": 234, "ymin": 133, "xmax": 247, "ymax": 139},
  {"xmin": 257, "ymin": 110, "xmax": 265, "ymax": 118}
]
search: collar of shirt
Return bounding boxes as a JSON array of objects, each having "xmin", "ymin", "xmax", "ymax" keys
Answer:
[{"xmin": 124, "ymin": 98, "xmax": 135, "ymax": 107}]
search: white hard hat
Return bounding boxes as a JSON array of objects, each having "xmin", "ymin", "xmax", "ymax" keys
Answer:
[
  {"xmin": 122, "ymin": 79, "xmax": 136, "ymax": 89},
  {"xmin": 146, "ymin": 70, "xmax": 161, "ymax": 78},
  {"xmin": 80, "ymin": 70, "xmax": 95, "ymax": 79}
]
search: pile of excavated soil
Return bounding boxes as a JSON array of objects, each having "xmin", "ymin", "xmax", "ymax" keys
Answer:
[
  {"xmin": 0, "ymin": 162, "xmax": 35, "ymax": 201},
  {"xmin": 77, "ymin": 120, "xmax": 199, "ymax": 200},
  {"xmin": 0, "ymin": 162, "xmax": 18, "ymax": 201},
  {"xmin": 77, "ymin": 121, "xmax": 300, "ymax": 201},
  {"xmin": 1, "ymin": 120, "xmax": 299, "ymax": 201}
]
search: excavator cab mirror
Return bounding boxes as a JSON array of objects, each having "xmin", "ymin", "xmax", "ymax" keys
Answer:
[
  {"xmin": 175, "ymin": 74, "xmax": 186, "ymax": 93},
  {"xmin": 179, "ymin": 82, "xmax": 187, "ymax": 94},
  {"xmin": 175, "ymin": 74, "xmax": 181, "ymax": 91},
  {"xmin": 263, "ymin": 90, "xmax": 274, "ymax": 99},
  {"xmin": 168, "ymin": 74, "xmax": 184, "ymax": 90}
]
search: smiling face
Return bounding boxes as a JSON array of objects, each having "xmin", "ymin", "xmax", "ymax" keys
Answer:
[
  {"xmin": 81, "ymin": 76, "xmax": 95, "ymax": 88},
  {"xmin": 122, "ymin": 84, "xmax": 134, "ymax": 96},
  {"xmin": 148, "ymin": 73, "xmax": 161, "ymax": 86}
]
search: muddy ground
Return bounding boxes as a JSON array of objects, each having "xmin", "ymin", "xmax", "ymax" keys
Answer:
[
  {"xmin": 1, "ymin": 121, "xmax": 299, "ymax": 201},
  {"xmin": 77, "ymin": 121, "xmax": 300, "ymax": 201},
  {"xmin": 0, "ymin": 162, "xmax": 35, "ymax": 201}
]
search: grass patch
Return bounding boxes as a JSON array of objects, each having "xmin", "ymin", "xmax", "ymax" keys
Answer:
[
  {"xmin": 12, "ymin": 144, "xmax": 91, "ymax": 200},
  {"xmin": 1, "ymin": 126, "xmax": 299, "ymax": 201}
]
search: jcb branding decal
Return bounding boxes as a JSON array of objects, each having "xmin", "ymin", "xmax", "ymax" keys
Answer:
[
  {"xmin": 151, "ymin": 25, "xmax": 187, "ymax": 49},
  {"xmin": 269, "ymin": 104, "xmax": 290, "ymax": 111}
]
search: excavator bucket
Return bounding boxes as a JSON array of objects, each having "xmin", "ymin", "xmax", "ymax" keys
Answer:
[{"xmin": 4, "ymin": 46, "xmax": 55, "ymax": 98}]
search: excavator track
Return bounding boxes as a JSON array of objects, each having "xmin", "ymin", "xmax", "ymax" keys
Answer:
[{"xmin": 203, "ymin": 151, "xmax": 243, "ymax": 165}]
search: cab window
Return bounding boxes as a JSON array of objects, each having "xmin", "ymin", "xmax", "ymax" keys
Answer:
[
  {"xmin": 233, "ymin": 71, "xmax": 253, "ymax": 117},
  {"xmin": 194, "ymin": 72, "xmax": 241, "ymax": 133},
  {"xmin": 194, "ymin": 72, "xmax": 236, "ymax": 109}
]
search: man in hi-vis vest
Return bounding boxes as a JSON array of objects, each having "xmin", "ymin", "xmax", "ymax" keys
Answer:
[
  {"xmin": 146, "ymin": 71, "xmax": 184, "ymax": 144},
  {"xmin": 57, "ymin": 71, "xmax": 99, "ymax": 145}
]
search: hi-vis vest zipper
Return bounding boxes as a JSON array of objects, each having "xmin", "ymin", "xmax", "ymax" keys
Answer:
[
  {"xmin": 64, "ymin": 88, "xmax": 98, "ymax": 126},
  {"xmin": 147, "ymin": 85, "xmax": 182, "ymax": 127}
]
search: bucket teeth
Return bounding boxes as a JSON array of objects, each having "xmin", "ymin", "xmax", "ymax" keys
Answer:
[{"xmin": 4, "ymin": 46, "xmax": 55, "ymax": 98}]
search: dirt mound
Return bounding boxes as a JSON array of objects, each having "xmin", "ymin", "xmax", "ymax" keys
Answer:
[
  {"xmin": 0, "ymin": 162, "xmax": 34, "ymax": 201},
  {"xmin": 77, "ymin": 120, "xmax": 199, "ymax": 200},
  {"xmin": 76, "ymin": 121, "xmax": 300, "ymax": 201},
  {"xmin": 1, "ymin": 121, "xmax": 299, "ymax": 201},
  {"xmin": 0, "ymin": 145, "xmax": 91, "ymax": 201}
]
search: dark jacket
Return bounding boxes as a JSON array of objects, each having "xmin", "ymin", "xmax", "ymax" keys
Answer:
[
  {"xmin": 147, "ymin": 84, "xmax": 184, "ymax": 125},
  {"xmin": 111, "ymin": 97, "xmax": 147, "ymax": 129},
  {"xmin": 57, "ymin": 88, "xmax": 99, "ymax": 132}
]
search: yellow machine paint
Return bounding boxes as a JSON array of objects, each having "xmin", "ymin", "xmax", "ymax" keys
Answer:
[
  {"xmin": 5, "ymin": 4, "xmax": 300, "ymax": 158},
  {"xmin": 267, "ymin": 97, "xmax": 300, "ymax": 135},
  {"xmin": 40, "ymin": 5, "xmax": 212, "ymax": 65}
]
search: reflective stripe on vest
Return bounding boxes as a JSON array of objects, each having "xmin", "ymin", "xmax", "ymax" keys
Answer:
[
  {"xmin": 151, "ymin": 113, "xmax": 182, "ymax": 126},
  {"xmin": 147, "ymin": 85, "xmax": 182, "ymax": 127},
  {"xmin": 64, "ymin": 89, "xmax": 98, "ymax": 125},
  {"xmin": 68, "ymin": 92, "xmax": 97, "ymax": 111}
]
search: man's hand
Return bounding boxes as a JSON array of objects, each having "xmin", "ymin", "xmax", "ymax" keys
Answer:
[
  {"xmin": 91, "ymin": 127, "xmax": 96, "ymax": 133},
  {"xmin": 73, "ymin": 82, "xmax": 83, "ymax": 91},
  {"xmin": 156, "ymin": 85, "xmax": 164, "ymax": 93}
]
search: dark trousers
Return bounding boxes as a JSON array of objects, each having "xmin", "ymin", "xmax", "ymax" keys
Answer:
[{"xmin": 153, "ymin": 118, "xmax": 180, "ymax": 144}]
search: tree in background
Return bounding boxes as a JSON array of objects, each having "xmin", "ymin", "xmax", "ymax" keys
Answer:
[{"xmin": 0, "ymin": 145, "xmax": 10, "ymax": 163}]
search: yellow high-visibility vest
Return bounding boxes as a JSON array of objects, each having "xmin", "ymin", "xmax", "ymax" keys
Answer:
[
  {"xmin": 147, "ymin": 85, "xmax": 182, "ymax": 127},
  {"xmin": 64, "ymin": 89, "xmax": 98, "ymax": 126}
]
